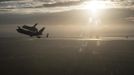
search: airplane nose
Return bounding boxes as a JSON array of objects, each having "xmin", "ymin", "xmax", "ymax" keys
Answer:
[{"xmin": 16, "ymin": 29, "xmax": 19, "ymax": 32}]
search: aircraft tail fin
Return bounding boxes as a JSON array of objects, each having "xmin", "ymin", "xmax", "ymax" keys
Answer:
[
  {"xmin": 33, "ymin": 23, "xmax": 38, "ymax": 27},
  {"xmin": 38, "ymin": 27, "xmax": 45, "ymax": 35}
]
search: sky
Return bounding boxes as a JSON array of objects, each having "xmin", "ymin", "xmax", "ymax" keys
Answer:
[
  {"xmin": 0, "ymin": 0, "xmax": 134, "ymax": 23},
  {"xmin": 0, "ymin": 0, "xmax": 134, "ymax": 37}
]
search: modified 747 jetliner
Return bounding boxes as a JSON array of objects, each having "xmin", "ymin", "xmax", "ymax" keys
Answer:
[{"xmin": 16, "ymin": 23, "xmax": 47, "ymax": 38}]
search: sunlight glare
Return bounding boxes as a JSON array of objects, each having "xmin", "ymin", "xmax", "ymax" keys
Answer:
[
  {"xmin": 80, "ymin": 0, "xmax": 114, "ymax": 38},
  {"xmin": 88, "ymin": 1, "xmax": 105, "ymax": 13},
  {"xmin": 83, "ymin": 0, "xmax": 113, "ymax": 13}
]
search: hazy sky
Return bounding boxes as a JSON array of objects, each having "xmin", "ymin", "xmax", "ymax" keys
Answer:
[
  {"xmin": 0, "ymin": 0, "xmax": 134, "ymax": 37},
  {"xmin": 0, "ymin": 0, "xmax": 133, "ymax": 25}
]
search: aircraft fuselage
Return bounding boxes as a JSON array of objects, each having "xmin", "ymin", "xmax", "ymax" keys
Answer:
[{"xmin": 16, "ymin": 28, "xmax": 41, "ymax": 37}]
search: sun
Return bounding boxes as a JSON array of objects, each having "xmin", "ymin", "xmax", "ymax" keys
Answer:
[
  {"xmin": 79, "ymin": 0, "xmax": 114, "ymax": 37},
  {"xmin": 80, "ymin": 0, "xmax": 113, "ymax": 31},
  {"xmin": 82, "ymin": 0, "xmax": 112, "ymax": 13},
  {"xmin": 88, "ymin": 1, "xmax": 105, "ymax": 13}
]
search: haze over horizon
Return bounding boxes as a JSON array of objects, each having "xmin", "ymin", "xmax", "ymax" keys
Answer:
[{"xmin": 0, "ymin": 0, "xmax": 134, "ymax": 37}]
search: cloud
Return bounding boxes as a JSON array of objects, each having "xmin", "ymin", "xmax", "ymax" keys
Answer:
[
  {"xmin": 42, "ymin": 1, "xmax": 81, "ymax": 7},
  {"xmin": 0, "ymin": 0, "xmax": 134, "ymax": 9},
  {"xmin": 0, "ymin": 0, "xmax": 83, "ymax": 14},
  {"xmin": 0, "ymin": 0, "xmax": 82, "ymax": 9},
  {"xmin": 0, "ymin": 0, "xmax": 44, "ymax": 9},
  {"xmin": 0, "ymin": 0, "xmax": 134, "ymax": 14}
]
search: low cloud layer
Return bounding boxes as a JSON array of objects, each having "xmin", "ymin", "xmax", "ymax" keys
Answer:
[
  {"xmin": 0, "ymin": 0, "xmax": 134, "ymax": 14},
  {"xmin": 0, "ymin": 0, "xmax": 134, "ymax": 9}
]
